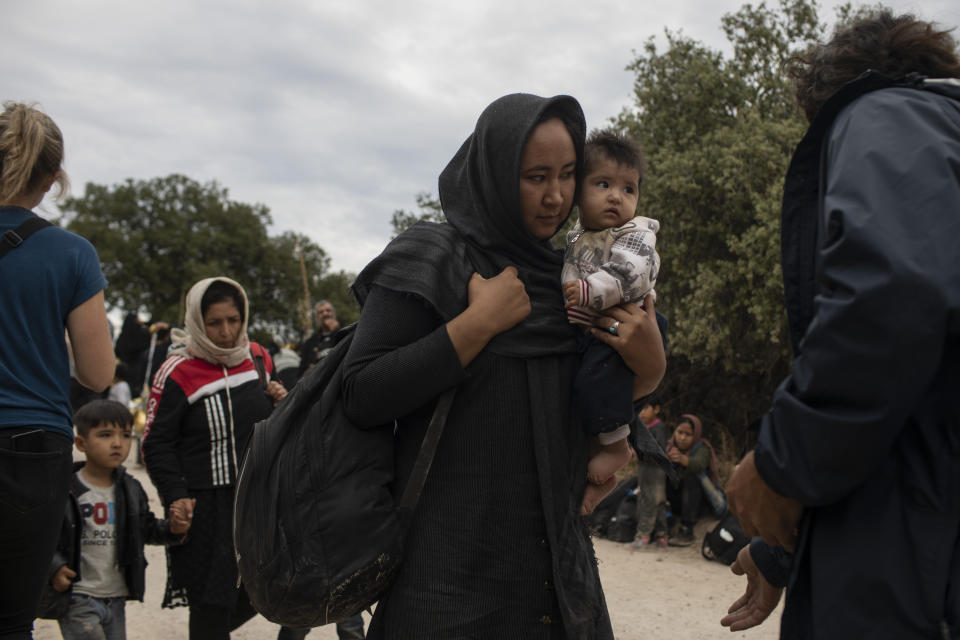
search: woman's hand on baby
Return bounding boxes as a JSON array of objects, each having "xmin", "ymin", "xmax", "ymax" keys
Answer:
[
  {"xmin": 590, "ymin": 293, "xmax": 665, "ymax": 398},
  {"xmin": 467, "ymin": 267, "xmax": 531, "ymax": 337},
  {"xmin": 563, "ymin": 281, "xmax": 581, "ymax": 307}
]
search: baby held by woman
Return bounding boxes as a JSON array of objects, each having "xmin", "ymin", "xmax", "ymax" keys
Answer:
[{"xmin": 562, "ymin": 131, "xmax": 660, "ymax": 506}]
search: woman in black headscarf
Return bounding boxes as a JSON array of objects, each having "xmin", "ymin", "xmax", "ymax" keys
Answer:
[{"xmin": 343, "ymin": 94, "xmax": 665, "ymax": 638}]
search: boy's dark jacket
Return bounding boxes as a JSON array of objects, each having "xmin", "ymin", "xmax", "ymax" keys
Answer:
[{"xmin": 36, "ymin": 462, "xmax": 180, "ymax": 619}]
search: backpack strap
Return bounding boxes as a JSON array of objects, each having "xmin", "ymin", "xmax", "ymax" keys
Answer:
[
  {"xmin": 396, "ymin": 387, "xmax": 457, "ymax": 525},
  {"xmin": 0, "ymin": 215, "xmax": 52, "ymax": 260},
  {"xmin": 249, "ymin": 344, "xmax": 269, "ymax": 389}
]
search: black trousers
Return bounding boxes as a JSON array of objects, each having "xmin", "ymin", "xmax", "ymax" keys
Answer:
[
  {"xmin": 665, "ymin": 472, "xmax": 703, "ymax": 527},
  {"xmin": 190, "ymin": 593, "xmax": 365, "ymax": 640},
  {"xmin": 189, "ymin": 593, "xmax": 259, "ymax": 640},
  {"xmin": 0, "ymin": 427, "xmax": 73, "ymax": 640}
]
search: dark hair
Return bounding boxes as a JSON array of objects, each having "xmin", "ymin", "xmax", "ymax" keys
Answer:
[
  {"xmin": 640, "ymin": 394, "xmax": 661, "ymax": 409},
  {"xmin": 200, "ymin": 280, "xmax": 245, "ymax": 322},
  {"xmin": 582, "ymin": 129, "xmax": 645, "ymax": 188},
  {"xmin": 787, "ymin": 9, "xmax": 960, "ymax": 121},
  {"xmin": 75, "ymin": 399, "xmax": 134, "ymax": 437},
  {"xmin": 114, "ymin": 361, "xmax": 128, "ymax": 381}
]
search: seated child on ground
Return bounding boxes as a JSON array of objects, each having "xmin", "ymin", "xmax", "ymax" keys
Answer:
[
  {"xmin": 37, "ymin": 399, "xmax": 192, "ymax": 638},
  {"xmin": 561, "ymin": 130, "xmax": 660, "ymax": 510}
]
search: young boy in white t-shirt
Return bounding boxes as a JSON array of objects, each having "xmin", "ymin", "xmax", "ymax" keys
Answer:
[{"xmin": 37, "ymin": 400, "xmax": 192, "ymax": 638}]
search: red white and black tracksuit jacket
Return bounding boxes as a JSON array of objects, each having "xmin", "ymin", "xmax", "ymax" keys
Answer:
[{"xmin": 142, "ymin": 343, "xmax": 275, "ymax": 506}]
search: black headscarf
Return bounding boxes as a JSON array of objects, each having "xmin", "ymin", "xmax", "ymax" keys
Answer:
[{"xmin": 353, "ymin": 93, "xmax": 585, "ymax": 357}]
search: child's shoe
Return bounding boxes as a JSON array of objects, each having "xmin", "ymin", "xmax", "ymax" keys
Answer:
[
  {"xmin": 631, "ymin": 536, "xmax": 650, "ymax": 551},
  {"xmin": 655, "ymin": 536, "xmax": 668, "ymax": 549}
]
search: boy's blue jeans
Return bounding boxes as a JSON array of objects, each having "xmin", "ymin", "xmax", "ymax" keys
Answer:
[{"xmin": 58, "ymin": 594, "xmax": 126, "ymax": 640}]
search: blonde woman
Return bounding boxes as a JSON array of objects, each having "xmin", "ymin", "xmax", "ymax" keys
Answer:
[{"xmin": 0, "ymin": 101, "xmax": 113, "ymax": 638}]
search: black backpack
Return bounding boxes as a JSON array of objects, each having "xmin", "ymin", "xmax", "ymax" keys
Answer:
[
  {"xmin": 585, "ymin": 476, "xmax": 638, "ymax": 541},
  {"xmin": 233, "ymin": 323, "xmax": 454, "ymax": 627},
  {"xmin": 701, "ymin": 511, "xmax": 750, "ymax": 566}
]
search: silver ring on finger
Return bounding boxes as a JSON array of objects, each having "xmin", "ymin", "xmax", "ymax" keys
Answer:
[{"xmin": 608, "ymin": 321, "xmax": 620, "ymax": 336}]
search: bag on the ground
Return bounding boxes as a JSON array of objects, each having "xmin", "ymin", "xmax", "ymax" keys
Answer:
[
  {"xmin": 701, "ymin": 511, "xmax": 750, "ymax": 565},
  {"xmin": 233, "ymin": 323, "xmax": 453, "ymax": 627},
  {"xmin": 585, "ymin": 476, "xmax": 638, "ymax": 540},
  {"xmin": 605, "ymin": 484, "xmax": 639, "ymax": 543}
]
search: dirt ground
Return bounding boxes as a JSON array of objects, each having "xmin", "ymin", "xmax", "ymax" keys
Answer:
[{"xmin": 34, "ymin": 449, "xmax": 783, "ymax": 640}]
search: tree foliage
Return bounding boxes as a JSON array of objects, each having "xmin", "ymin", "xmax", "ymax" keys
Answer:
[
  {"xmin": 62, "ymin": 174, "xmax": 359, "ymax": 340},
  {"xmin": 390, "ymin": 191, "xmax": 444, "ymax": 238},
  {"xmin": 615, "ymin": 0, "xmax": 825, "ymax": 446}
]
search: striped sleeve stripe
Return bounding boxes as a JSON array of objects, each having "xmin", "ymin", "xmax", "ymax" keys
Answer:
[
  {"xmin": 152, "ymin": 355, "xmax": 185, "ymax": 393},
  {"xmin": 212, "ymin": 395, "xmax": 229, "ymax": 485}
]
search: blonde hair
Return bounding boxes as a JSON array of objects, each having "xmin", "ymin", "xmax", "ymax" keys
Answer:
[{"xmin": 0, "ymin": 101, "xmax": 69, "ymax": 203}]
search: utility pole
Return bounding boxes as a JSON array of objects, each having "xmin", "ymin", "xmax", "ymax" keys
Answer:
[{"xmin": 296, "ymin": 240, "xmax": 312, "ymax": 340}]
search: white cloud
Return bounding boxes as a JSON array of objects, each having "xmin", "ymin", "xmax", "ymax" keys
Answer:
[{"xmin": 8, "ymin": 0, "xmax": 960, "ymax": 275}]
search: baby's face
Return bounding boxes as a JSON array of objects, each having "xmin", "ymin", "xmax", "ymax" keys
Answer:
[{"xmin": 578, "ymin": 157, "xmax": 640, "ymax": 231}]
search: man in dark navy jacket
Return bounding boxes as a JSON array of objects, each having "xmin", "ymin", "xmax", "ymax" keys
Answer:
[{"xmin": 723, "ymin": 10, "xmax": 960, "ymax": 639}]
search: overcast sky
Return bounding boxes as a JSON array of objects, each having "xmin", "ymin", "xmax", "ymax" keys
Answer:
[{"xmin": 8, "ymin": 0, "xmax": 958, "ymax": 276}]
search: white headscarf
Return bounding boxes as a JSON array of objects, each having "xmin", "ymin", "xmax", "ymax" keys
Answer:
[{"xmin": 168, "ymin": 276, "xmax": 251, "ymax": 368}]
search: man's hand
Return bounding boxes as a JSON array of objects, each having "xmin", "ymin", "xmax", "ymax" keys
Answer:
[
  {"xmin": 563, "ymin": 280, "xmax": 582, "ymax": 306},
  {"xmin": 727, "ymin": 451, "xmax": 803, "ymax": 551},
  {"xmin": 721, "ymin": 544, "xmax": 784, "ymax": 631},
  {"xmin": 51, "ymin": 565, "xmax": 76, "ymax": 592}
]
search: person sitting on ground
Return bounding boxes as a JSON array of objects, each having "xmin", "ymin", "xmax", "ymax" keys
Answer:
[
  {"xmin": 665, "ymin": 413, "xmax": 719, "ymax": 547},
  {"xmin": 37, "ymin": 399, "xmax": 189, "ymax": 638},
  {"xmin": 632, "ymin": 396, "xmax": 670, "ymax": 549},
  {"xmin": 561, "ymin": 130, "xmax": 660, "ymax": 490}
]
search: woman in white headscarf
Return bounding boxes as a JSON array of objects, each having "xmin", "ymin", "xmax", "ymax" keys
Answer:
[{"xmin": 142, "ymin": 277, "xmax": 288, "ymax": 639}]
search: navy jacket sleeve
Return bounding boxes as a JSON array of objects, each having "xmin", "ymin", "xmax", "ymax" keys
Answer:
[
  {"xmin": 749, "ymin": 538, "xmax": 793, "ymax": 589},
  {"xmin": 754, "ymin": 88, "xmax": 960, "ymax": 505}
]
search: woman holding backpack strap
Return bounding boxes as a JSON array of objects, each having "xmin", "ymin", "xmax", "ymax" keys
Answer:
[
  {"xmin": 140, "ymin": 277, "xmax": 356, "ymax": 640},
  {"xmin": 343, "ymin": 93, "xmax": 665, "ymax": 639},
  {"xmin": 0, "ymin": 102, "xmax": 114, "ymax": 639}
]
